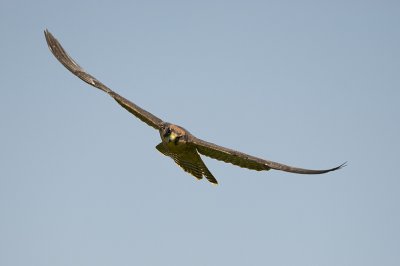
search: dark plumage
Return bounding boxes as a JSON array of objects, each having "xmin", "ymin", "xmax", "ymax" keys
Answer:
[{"xmin": 45, "ymin": 30, "xmax": 346, "ymax": 185}]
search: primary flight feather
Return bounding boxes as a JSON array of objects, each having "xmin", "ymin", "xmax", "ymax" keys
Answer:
[{"xmin": 45, "ymin": 29, "xmax": 345, "ymax": 185}]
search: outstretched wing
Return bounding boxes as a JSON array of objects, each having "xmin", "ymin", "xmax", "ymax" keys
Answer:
[
  {"xmin": 156, "ymin": 143, "xmax": 218, "ymax": 184},
  {"xmin": 44, "ymin": 29, "xmax": 164, "ymax": 130},
  {"xmin": 190, "ymin": 136, "xmax": 346, "ymax": 174}
]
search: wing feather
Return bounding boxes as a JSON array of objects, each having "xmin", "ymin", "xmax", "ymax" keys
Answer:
[
  {"xmin": 190, "ymin": 136, "xmax": 346, "ymax": 175},
  {"xmin": 156, "ymin": 143, "xmax": 218, "ymax": 184},
  {"xmin": 44, "ymin": 29, "xmax": 164, "ymax": 130}
]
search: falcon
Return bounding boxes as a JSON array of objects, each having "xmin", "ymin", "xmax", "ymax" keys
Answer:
[{"xmin": 44, "ymin": 30, "xmax": 345, "ymax": 185}]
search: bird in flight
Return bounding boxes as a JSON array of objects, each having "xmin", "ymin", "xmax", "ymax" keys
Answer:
[{"xmin": 44, "ymin": 30, "xmax": 345, "ymax": 185}]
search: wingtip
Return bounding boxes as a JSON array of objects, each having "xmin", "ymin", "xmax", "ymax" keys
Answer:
[
  {"xmin": 337, "ymin": 161, "xmax": 347, "ymax": 170},
  {"xmin": 44, "ymin": 29, "xmax": 56, "ymax": 41},
  {"xmin": 329, "ymin": 161, "xmax": 347, "ymax": 172}
]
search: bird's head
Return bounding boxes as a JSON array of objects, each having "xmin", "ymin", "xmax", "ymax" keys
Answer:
[{"xmin": 160, "ymin": 123, "xmax": 187, "ymax": 144}]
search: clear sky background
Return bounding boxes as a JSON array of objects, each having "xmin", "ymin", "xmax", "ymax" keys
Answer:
[{"xmin": 1, "ymin": 1, "xmax": 399, "ymax": 265}]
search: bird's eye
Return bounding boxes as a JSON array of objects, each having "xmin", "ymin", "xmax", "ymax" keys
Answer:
[{"xmin": 163, "ymin": 128, "xmax": 171, "ymax": 137}]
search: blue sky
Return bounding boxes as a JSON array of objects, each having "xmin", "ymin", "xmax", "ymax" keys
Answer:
[{"xmin": 1, "ymin": 1, "xmax": 399, "ymax": 265}]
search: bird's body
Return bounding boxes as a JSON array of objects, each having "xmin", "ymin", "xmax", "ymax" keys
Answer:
[
  {"xmin": 44, "ymin": 29, "xmax": 345, "ymax": 185},
  {"xmin": 156, "ymin": 123, "xmax": 218, "ymax": 184}
]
